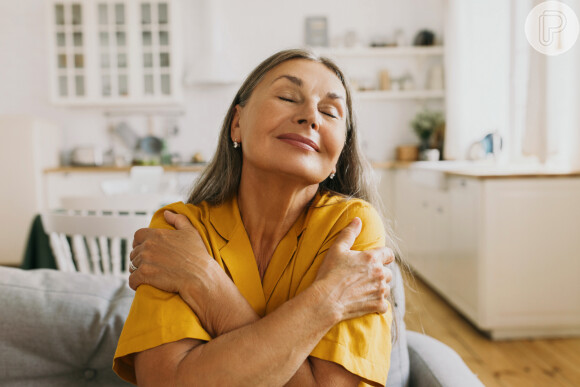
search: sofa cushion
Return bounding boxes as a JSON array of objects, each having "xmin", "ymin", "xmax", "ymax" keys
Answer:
[
  {"xmin": 0, "ymin": 264, "xmax": 410, "ymax": 386},
  {"xmin": 0, "ymin": 267, "xmax": 134, "ymax": 386}
]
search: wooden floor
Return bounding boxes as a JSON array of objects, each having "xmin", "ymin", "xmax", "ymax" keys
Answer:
[{"xmin": 403, "ymin": 275, "xmax": 580, "ymax": 387}]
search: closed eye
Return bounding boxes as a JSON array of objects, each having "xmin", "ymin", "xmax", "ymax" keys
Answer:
[
  {"xmin": 321, "ymin": 111, "xmax": 337, "ymax": 119},
  {"xmin": 278, "ymin": 96, "xmax": 295, "ymax": 103}
]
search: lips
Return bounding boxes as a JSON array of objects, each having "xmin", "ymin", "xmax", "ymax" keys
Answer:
[{"xmin": 277, "ymin": 133, "xmax": 320, "ymax": 152}]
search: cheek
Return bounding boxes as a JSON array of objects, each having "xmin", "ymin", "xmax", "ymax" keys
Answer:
[
  {"xmin": 242, "ymin": 102, "xmax": 283, "ymax": 139},
  {"xmin": 326, "ymin": 129, "xmax": 347, "ymax": 161}
]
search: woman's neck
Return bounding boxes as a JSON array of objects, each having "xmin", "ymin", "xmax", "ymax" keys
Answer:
[{"xmin": 237, "ymin": 167, "xmax": 318, "ymax": 278}]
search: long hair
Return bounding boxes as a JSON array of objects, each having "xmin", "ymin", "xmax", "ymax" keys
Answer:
[{"xmin": 187, "ymin": 48, "xmax": 406, "ymax": 339}]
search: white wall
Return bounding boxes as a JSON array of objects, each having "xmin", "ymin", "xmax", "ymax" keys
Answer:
[{"xmin": 0, "ymin": 0, "xmax": 445, "ymax": 163}]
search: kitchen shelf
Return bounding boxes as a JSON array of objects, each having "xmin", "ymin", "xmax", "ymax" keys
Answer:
[
  {"xmin": 315, "ymin": 46, "xmax": 444, "ymax": 58},
  {"xmin": 354, "ymin": 89, "xmax": 445, "ymax": 100}
]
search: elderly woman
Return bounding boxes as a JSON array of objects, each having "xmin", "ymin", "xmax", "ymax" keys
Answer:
[{"xmin": 113, "ymin": 49, "xmax": 399, "ymax": 387}]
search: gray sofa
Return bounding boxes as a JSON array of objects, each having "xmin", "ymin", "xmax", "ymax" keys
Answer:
[{"xmin": 0, "ymin": 266, "xmax": 483, "ymax": 386}]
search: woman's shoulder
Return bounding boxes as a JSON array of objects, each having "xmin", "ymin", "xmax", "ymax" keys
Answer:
[
  {"xmin": 313, "ymin": 191, "xmax": 379, "ymax": 220},
  {"xmin": 149, "ymin": 200, "xmax": 213, "ymax": 230},
  {"xmin": 308, "ymin": 191, "xmax": 385, "ymax": 248}
]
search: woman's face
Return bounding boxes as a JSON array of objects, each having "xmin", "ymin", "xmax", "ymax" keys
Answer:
[{"xmin": 231, "ymin": 59, "xmax": 348, "ymax": 185}]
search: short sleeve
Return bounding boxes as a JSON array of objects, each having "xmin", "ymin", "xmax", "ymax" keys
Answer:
[
  {"xmin": 113, "ymin": 203, "xmax": 212, "ymax": 384},
  {"xmin": 310, "ymin": 201, "xmax": 392, "ymax": 386}
]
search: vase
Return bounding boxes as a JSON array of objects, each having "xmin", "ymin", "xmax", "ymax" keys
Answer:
[{"xmin": 420, "ymin": 148, "xmax": 440, "ymax": 161}]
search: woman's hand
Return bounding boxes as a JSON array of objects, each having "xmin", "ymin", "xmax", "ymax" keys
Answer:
[
  {"xmin": 130, "ymin": 211, "xmax": 258, "ymax": 338},
  {"xmin": 313, "ymin": 217, "xmax": 395, "ymax": 322},
  {"xmin": 129, "ymin": 211, "xmax": 217, "ymax": 300}
]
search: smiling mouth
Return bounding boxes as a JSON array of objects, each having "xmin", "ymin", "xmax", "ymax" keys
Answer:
[{"xmin": 277, "ymin": 133, "xmax": 320, "ymax": 152}]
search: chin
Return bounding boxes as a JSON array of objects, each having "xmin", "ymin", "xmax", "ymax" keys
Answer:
[{"xmin": 283, "ymin": 167, "xmax": 327, "ymax": 185}]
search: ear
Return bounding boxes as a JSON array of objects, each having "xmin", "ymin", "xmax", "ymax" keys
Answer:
[{"xmin": 230, "ymin": 105, "xmax": 242, "ymax": 141}]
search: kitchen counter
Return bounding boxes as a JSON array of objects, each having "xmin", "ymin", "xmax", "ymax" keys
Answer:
[
  {"xmin": 44, "ymin": 164, "xmax": 207, "ymax": 173},
  {"xmin": 407, "ymin": 161, "xmax": 580, "ymax": 179},
  {"xmin": 393, "ymin": 163, "xmax": 580, "ymax": 339},
  {"xmin": 44, "ymin": 161, "xmax": 413, "ymax": 174},
  {"xmin": 44, "ymin": 161, "xmax": 580, "ymax": 178}
]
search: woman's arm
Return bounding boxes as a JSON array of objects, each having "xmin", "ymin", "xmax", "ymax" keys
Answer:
[
  {"xmin": 130, "ymin": 213, "xmax": 392, "ymax": 386},
  {"xmin": 135, "ymin": 278, "xmax": 356, "ymax": 386}
]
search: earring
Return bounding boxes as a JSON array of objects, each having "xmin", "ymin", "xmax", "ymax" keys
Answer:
[
  {"xmin": 329, "ymin": 172, "xmax": 335, "ymax": 179},
  {"xmin": 233, "ymin": 139, "xmax": 240, "ymax": 149}
]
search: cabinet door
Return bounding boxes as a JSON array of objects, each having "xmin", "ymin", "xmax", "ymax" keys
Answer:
[
  {"xmin": 95, "ymin": 1, "xmax": 131, "ymax": 99},
  {"xmin": 49, "ymin": 1, "xmax": 89, "ymax": 100},
  {"xmin": 394, "ymin": 169, "xmax": 453, "ymax": 293},
  {"xmin": 393, "ymin": 169, "xmax": 421, "ymax": 257},
  {"xmin": 446, "ymin": 176, "xmax": 481, "ymax": 320},
  {"xmin": 484, "ymin": 178, "xmax": 580, "ymax": 329},
  {"xmin": 138, "ymin": 1, "xmax": 174, "ymax": 98}
]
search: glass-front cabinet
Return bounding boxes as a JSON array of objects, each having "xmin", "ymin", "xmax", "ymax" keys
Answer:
[{"xmin": 48, "ymin": 0, "xmax": 181, "ymax": 106}]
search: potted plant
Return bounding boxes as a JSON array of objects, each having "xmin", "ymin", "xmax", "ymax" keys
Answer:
[{"xmin": 410, "ymin": 109, "xmax": 445, "ymax": 160}]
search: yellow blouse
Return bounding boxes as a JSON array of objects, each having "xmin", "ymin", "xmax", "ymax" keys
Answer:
[{"xmin": 113, "ymin": 191, "xmax": 392, "ymax": 386}]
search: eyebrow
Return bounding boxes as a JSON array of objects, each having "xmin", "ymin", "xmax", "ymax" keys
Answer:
[{"xmin": 271, "ymin": 74, "xmax": 345, "ymax": 100}]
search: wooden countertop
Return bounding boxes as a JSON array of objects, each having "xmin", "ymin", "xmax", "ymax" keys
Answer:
[
  {"xmin": 43, "ymin": 161, "xmax": 580, "ymax": 178},
  {"xmin": 406, "ymin": 161, "xmax": 580, "ymax": 179},
  {"xmin": 44, "ymin": 164, "xmax": 207, "ymax": 173},
  {"xmin": 44, "ymin": 161, "xmax": 411, "ymax": 173},
  {"xmin": 441, "ymin": 170, "xmax": 580, "ymax": 179}
]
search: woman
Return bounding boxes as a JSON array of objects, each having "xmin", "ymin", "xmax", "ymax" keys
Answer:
[{"xmin": 113, "ymin": 49, "xmax": 399, "ymax": 387}]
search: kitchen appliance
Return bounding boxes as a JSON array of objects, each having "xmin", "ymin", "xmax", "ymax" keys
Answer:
[
  {"xmin": 413, "ymin": 30, "xmax": 435, "ymax": 46},
  {"xmin": 71, "ymin": 146, "xmax": 104, "ymax": 166},
  {"xmin": 467, "ymin": 132, "xmax": 503, "ymax": 160}
]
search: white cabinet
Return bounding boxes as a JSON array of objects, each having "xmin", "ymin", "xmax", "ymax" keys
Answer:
[
  {"xmin": 44, "ymin": 169, "xmax": 200, "ymax": 209},
  {"xmin": 394, "ymin": 168, "xmax": 580, "ymax": 339},
  {"xmin": 47, "ymin": 0, "xmax": 182, "ymax": 106},
  {"xmin": 394, "ymin": 169, "xmax": 451, "ymax": 291}
]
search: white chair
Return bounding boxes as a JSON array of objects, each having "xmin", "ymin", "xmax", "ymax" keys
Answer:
[
  {"xmin": 59, "ymin": 194, "xmax": 165, "ymax": 215},
  {"xmin": 41, "ymin": 211, "xmax": 151, "ymax": 276}
]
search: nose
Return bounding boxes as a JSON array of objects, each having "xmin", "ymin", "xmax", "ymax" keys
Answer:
[
  {"xmin": 295, "ymin": 103, "xmax": 320, "ymax": 131},
  {"xmin": 297, "ymin": 119, "xmax": 319, "ymax": 130}
]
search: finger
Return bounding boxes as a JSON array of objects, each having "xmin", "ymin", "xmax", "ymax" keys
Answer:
[
  {"xmin": 334, "ymin": 217, "xmax": 363, "ymax": 250},
  {"xmin": 382, "ymin": 267, "xmax": 393, "ymax": 284},
  {"xmin": 382, "ymin": 247, "xmax": 395, "ymax": 266},
  {"xmin": 129, "ymin": 245, "xmax": 144, "ymax": 268},
  {"xmin": 129, "ymin": 244, "xmax": 141, "ymax": 262},
  {"xmin": 164, "ymin": 211, "xmax": 195, "ymax": 231},
  {"xmin": 128, "ymin": 270, "xmax": 142, "ymax": 291},
  {"xmin": 132, "ymin": 228, "xmax": 151, "ymax": 248},
  {"xmin": 128, "ymin": 259, "xmax": 139, "ymax": 274}
]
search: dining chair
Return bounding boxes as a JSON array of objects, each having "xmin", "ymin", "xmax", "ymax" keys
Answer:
[
  {"xmin": 41, "ymin": 211, "xmax": 150, "ymax": 276},
  {"xmin": 59, "ymin": 194, "xmax": 167, "ymax": 214}
]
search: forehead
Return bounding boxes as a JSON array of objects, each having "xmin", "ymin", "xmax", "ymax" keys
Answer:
[{"xmin": 262, "ymin": 59, "xmax": 345, "ymax": 93}]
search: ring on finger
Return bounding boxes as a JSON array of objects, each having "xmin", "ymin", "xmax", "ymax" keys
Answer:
[{"xmin": 129, "ymin": 261, "xmax": 138, "ymax": 272}]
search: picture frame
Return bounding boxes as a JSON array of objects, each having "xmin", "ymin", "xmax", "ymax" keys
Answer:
[{"xmin": 304, "ymin": 16, "xmax": 328, "ymax": 47}]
